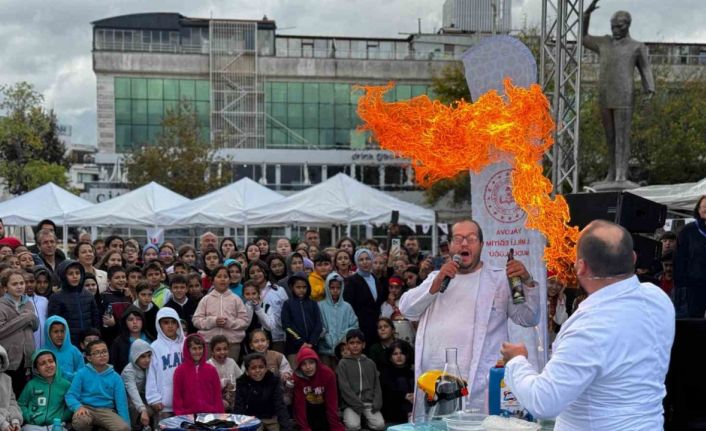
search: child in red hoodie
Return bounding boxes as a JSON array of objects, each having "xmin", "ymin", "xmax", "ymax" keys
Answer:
[
  {"xmin": 172, "ymin": 334, "xmax": 224, "ymax": 415},
  {"xmin": 292, "ymin": 346, "xmax": 344, "ymax": 431}
]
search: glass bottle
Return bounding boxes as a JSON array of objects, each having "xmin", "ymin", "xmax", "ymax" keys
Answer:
[
  {"xmin": 507, "ymin": 248, "xmax": 526, "ymax": 304},
  {"xmin": 428, "ymin": 347, "xmax": 465, "ymax": 419}
]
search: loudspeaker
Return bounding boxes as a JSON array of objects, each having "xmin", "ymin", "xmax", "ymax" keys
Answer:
[
  {"xmin": 564, "ymin": 191, "xmax": 667, "ymax": 233},
  {"xmin": 632, "ymin": 233, "xmax": 661, "ymax": 270}
]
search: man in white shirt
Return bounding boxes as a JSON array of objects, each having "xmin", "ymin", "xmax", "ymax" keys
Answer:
[
  {"xmin": 400, "ymin": 219, "xmax": 540, "ymax": 414},
  {"xmin": 502, "ymin": 220, "xmax": 675, "ymax": 430}
]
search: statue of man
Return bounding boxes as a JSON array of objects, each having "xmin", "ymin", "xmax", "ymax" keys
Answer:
[{"xmin": 583, "ymin": 0, "xmax": 655, "ymax": 183}]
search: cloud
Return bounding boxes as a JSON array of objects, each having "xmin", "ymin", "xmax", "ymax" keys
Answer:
[{"xmin": 0, "ymin": 0, "xmax": 701, "ymax": 148}]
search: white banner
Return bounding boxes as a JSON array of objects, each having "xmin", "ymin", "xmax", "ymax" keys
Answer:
[
  {"xmin": 146, "ymin": 227, "xmax": 165, "ymax": 246},
  {"xmin": 471, "ymin": 162, "xmax": 548, "ymax": 369}
]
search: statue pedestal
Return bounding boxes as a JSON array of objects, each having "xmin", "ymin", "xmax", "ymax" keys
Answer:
[{"xmin": 590, "ymin": 180, "xmax": 640, "ymax": 192}]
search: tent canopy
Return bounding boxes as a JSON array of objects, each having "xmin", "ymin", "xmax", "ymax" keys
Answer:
[
  {"xmin": 247, "ymin": 173, "xmax": 435, "ymax": 227},
  {"xmin": 65, "ymin": 182, "xmax": 189, "ymax": 227},
  {"xmin": 0, "ymin": 182, "xmax": 93, "ymax": 225},
  {"xmin": 156, "ymin": 177, "xmax": 284, "ymax": 227},
  {"xmin": 630, "ymin": 178, "xmax": 706, "ymax": 212}
]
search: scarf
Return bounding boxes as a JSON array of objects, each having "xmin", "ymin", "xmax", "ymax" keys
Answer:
[{"xmin": 355, "ymin": 248, "xmax": 377, "ymax": 301}]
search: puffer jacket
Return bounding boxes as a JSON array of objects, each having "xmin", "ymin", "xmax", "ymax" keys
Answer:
[
  {"xmin": 17, "ymin": 349, "xmax": 72, "ymax": 426},
  {"xmin": 0, "ymin": 345, "xmax": 23, "ymax": 430},
  {"xmin": 47, "ymin": 260, "xmax": 100, "ymax": 346},
  {"xmin": 0, "ymin": 293, "xmax": 38, "ymax": 370},
  {"xmin": 234, "ymin": 370, "xmax": 291, "ymax": 429},
  {"xmin": 281, "ymin": 273, "xmax": 323, "ymax": 355}
]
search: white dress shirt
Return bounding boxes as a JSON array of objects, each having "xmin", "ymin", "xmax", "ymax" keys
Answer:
[{"xmin": 506, "ymin": 276, "xmax": 675, "ymax": 430}]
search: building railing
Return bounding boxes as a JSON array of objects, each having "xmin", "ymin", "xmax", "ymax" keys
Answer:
[
  {"xmin": 274, "ymin": 48, "xmax": 458, "ymax": 61},
  {"xmin": 94, "ymin": 41, "xmax": 208, "ymax": 54}
]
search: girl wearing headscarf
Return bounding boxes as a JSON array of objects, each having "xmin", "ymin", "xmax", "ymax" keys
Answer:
[{"xmin": 342, "ymin": 248, "xmax": 388, "ymax": 347}]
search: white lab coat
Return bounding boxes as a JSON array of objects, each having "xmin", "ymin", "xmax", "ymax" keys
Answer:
[
  {"xmin": 506, "ymin": 276, "xmax": 675, "ymax": 430},
  {"xmin": 400, "ymin": 264, "xmax": 540, "ymax": 414}
]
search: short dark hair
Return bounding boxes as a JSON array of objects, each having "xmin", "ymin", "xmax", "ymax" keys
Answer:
[
  {"xmin": 660, "ymin": 231, "xmax": 677, "ymax": 241},
  {"xmin": 577, "ymin": 220, "xmax": 634, "ymax": 278},
  {"xmin": 107, "ymin": 265, "xmax": 126, "ymax": 280},
  {"xmin": 243, "ymin": 352, "xmax": 267, "ymax": 369},
  {"xmin": 452, "ymin": 218, "xmax": 484, "ymax": 243},
  {"xmin": 345, "ymin": 328, "xmax": 366, "ymax": 343},
  {"xmin": 126, "ymin": 264, "xmax": 143, "ymax": 276},
  {"xmin": 79, "ymin": 328, "xmax": 101, "ymax": 344},
  {"xmin": 135, "ymin": 281, "xmax": 152, "ymax": 294},
  {"xmin": 142, "ymin": 261, "xmax": 163, "ymax": 276},
  {"xmin": 86, "ymin": 339, "xmax": 107, "ymax": 355},
  {"xmin": 210, "ymin": 334, "xmax": 229, "ymax": 350},
  {"xmin": 104, "ymin": 235, "xmax": 124, "ymax": 248},
  {"xmin": 313, "ymin": 252, "xmax": 331, "ymax": 264},
  {"xmin": 168, "ymin": 273, "xmax": 188, "ymax": 287},
  {"xmin": 661, "ymin": 251, "xmax": 674, "ymax": 263},
  {"xmin": 243, "ymin": 280, "xmax": 259, "ymax": 291}
]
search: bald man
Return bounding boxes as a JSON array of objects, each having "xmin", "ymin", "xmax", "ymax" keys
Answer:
[{"xmin": 501, "ymin": 220, "xmax": 675, "ymax": 430}]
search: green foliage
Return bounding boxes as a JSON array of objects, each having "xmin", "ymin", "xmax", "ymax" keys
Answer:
[
  {"xmin": 579, "ymin": 74, "xmax": 706, "ymax": 186},
  {"xmin": 0, "ymin": 81, "xmax": 68, "ymax": 194},
  {"xmin": 124, "ymin": 99, "xmax": 229, "ymax": 198}
]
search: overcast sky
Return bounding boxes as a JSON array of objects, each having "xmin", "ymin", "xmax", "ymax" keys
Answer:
[{"xmin": 0, "ymin": 0, "xmax": 701, "ymax": 148}]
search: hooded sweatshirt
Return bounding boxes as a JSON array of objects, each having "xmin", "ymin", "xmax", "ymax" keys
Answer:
[
  {"xmin": 281, "ymin": 273, "xmax": 323, "ymax": 355},
  {"xmin": 292, "ymin": 347, "xmax": 344, "ymax": 431},
  {"xmin": 192, "ymin": 287, "xmax": 249, "ymax": 344},
  {"xmin": 336, "ymin": 353, "xmax": 383, "ymax": 413},
  {"xmin": 172, "ymin": 334, "xmax": 224, "ymax": 415},
  {"xmin": 145, "ymin": 307, "xmax": 185, "ymax": 413},
  {"xmin": 224, "ymin": 259, "xmax": 244, "ymax": 299},
  {"xmin": 42, "ymin": 316, "xmax": 84, "ymax": 382},
  {"xmin": 18, "ymin": 349, "xmax": 72, "ymax": 426},
  {"xmin": 111, "ymin": 305, "xmax": 152, "ymax": 374},
  {"xmin": 65, "ymin": 361, "xmax": 130, "ymax": 425},
  {"xmin": 234, "ymin": 370, "xmax": 291, "ymax": 429},
  {"xmin": 318, "ymin": 272, "xmax": 359, "ymax": 356},
  {"xmin": 121, "ymin": 339, "xmax": 152, "ymax": 414},
  {"xmin": 0, "ymin": 345, "xmax": 23, "ymax": 430},
  {"xmin": 0, "ymin": 293, "xmax": 38, "ymax": 370},
  {"xmin": 26, "ymin": 292, "xmax": 48, "ymax": 349},
  {"xmin": 47, "ymin": 260, "xmax": 100, "ymax": 346}
]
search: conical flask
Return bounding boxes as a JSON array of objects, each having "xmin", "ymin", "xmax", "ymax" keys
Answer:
[{"xmin": 428, "ymin": 347, "xmax": 464, "ymax": 419}]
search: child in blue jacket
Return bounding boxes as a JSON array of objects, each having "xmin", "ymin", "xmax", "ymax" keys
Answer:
[
  {"xmin": 43, "ymin": 316, "xmax": 84, "ymax": 382},
  {"xmin": 281, "ymin": 273, "xmax": 323, "ymax": 364},
  {"xmin": 318, "ymin": 272, "xmax": 358, "ymax": 369}
]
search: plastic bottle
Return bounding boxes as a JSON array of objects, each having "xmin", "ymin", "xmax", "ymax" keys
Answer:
[
  {"xmin": 51, "ymin": 418, "xmax": 63, "ymax": 431},
  {"xmin": 488, "ymin": 359, "xmax": 534, "ymax": 421},
  {"xmin": 507, "ymin": 249, "xmax": 526, "ymax": 304}
]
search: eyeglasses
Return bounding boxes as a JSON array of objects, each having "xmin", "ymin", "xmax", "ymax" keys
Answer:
[
  {"xmin": 91, "ymin": 350, "xmax": 109, "ymax": 357},
  {"xmin": 451, "ymin": 234, "xmax": 480, "ymax": 245}
]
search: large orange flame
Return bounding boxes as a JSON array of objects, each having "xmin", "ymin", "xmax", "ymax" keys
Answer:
[{"xmin": 356, "ymin": 79, "xmax": 579, "ymax": 285}]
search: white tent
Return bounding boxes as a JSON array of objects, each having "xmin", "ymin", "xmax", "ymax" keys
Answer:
[
  {"xmin": 630, "ymin": 178, "xmax": 706, "ymax": 211},
  {"xmin": 0, "ymin": 182, "xmax": 93, "ymax": 225},
  {"xmin": 247, "ymin": 173, "xmax": 436, "ymax": 227},
  {"xmin": 65, "ymin": 182, "xmax": 189, "ymax": 227},
  {"xmin": 156, "ymin": 177, "xmax": 284, "ymax": 227}
]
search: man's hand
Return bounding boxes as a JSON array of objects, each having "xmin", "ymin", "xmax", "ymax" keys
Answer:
[
  {"xmin": 642, "ymin": 91, "xmax": 655, "ymax": 105},
  {"xmin": 75, "ymin": 406, "xmax": 91, "ymax": 418},
  {"xmin": 506, "ymin": 259, "xmax": 531, "ymax": 284},
  {"xmin": 140, "ymin": 410, "xmax": 150, "ymax": 426},
  {"xmin": 585, "ymin": 0, "xmax": 599, "ymax": 14},
  {"xmin": 430, "ymin": 259, "xmax": 459, "ymax": 294},
  {"xmin": 501, "ymin": 342, "xmax": 529, "ymax": 363},
  {"xmin": 150, "ymin": 402, "xmax": 163, "ymax": 413}
]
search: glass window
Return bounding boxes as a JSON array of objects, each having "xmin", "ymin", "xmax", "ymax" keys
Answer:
[
  {"xmin": 266, "ymin": 165, "xmax": 276, "ymax": 184},
  {"xmin": 163, "ymin": 79, "xmax": 179, "ymax": 100},
  {"xmin": 350, "ymin": 87, "xmax": 363, "ymax": 105},
  {"xmin": 319, "ymin": 105, "xmax": 334, "ymax": 128},
  {"xmin": 147, "ymin": 79, "xmax": 163, "ymax": 99},
  {"xmin": 116, "ymin": 125, "xmax": 131, "ymax": 151},
  {"xmin": 334, "ymin": 83, "xmax": 349, "ymax": 104},
  {"xmin": 164, "ymin": 100, "xmax": 178, "ymax": 117},
  {"xmin": 196, "ymin": 101, "xmax": 210, "ymax": 126},
  {"xmin": 288, "ymin": 104, "xmax": 303, "ymax": 128},
  {"xmin": 196, "ymin": 81, "xmax": 210, "ymax": 101},
  {"xmin": 131, "ymin": 79, "xmax": 147, "ymax": 99},
  {"xmin": 288, "ymin": 83, "xmax": 303, "ymax": 103},
  {"xmin": 115, "ymin": 99, "xmax": 131, "ymax": 124},
  {"xmin": 272, "ymin": 128, "xmax": 287, "ymax": 147},
  {"xmin": 275, "ymin": 38, "xmax": 288, "ymax": 56},
  {"xmin": 327, "ymin": 165, "xmax": 349, "ymax": 177},
  {"xmin": 179, "ymin": 80, "xmax": 195, "ymax": 100},
  {"xmin": 307, "ymin": 165, "xmax": 323, "ymax": 183},
  {"xmin": 199, "ymin": 127, "xmax": 210, "ymax": 143},
  {"xmin": 361, "ymin": 166, "xmax": 380, "ymax": 186},
  {"xmin": 132, "ymin": 125, "xmax": 148, "ymax": 145},
  {"xmin": 271, "ymin": 102, "xmax": 287, "ymax": 125},
  {"xmin": 303, "ymin": 104, "xmax": 318, "ymax": 128},
  {"xmin": 147, "ymin": 100, "xmax": 163, "ymax": 125},
  {"xmin": 272, "ymin": 82, "xmax": 287, "ymax": 103},
  {"xmin": 396, "ymin": 84, "xmax": 412, "ymax": 101},
  {"xmin": 314, "ymin": 39, "xmax": 329, "ymax": 58},
  {"xmin": 334, "ymin": 129, "xmax": 350, "ymax": 147},
  {"xmin": 384, "ymin": 166, "xmax": 404, "ymax": 187},
  {"xmin": 303, "ymin": 129, "xmax": 319, "ymax": 146},
  {"xmin": 412, "ymin": 85, "xmax": 427, "ymax": 97},
  {"xmin": 319, "ymin": 129, "xmax": 334, "ymax": 147},
  {"xmin": 281, "ymin": 165, "xmax": 302, "ymax": 185},
  {"xmin": 303, "ymin": 83, "xmax": 319, "ymax": 103},
  {"xmin": 334, "ymin": 105, "xmax": 350, "ymax": 129},
  {"xmin": 319, "ymin": 83, "xmax": 334, "ymax": 104},
  {"xmin": 288, "ymin": 38, "xmax": 301, "ymax": 56},
  {"xmin": 148, "ymin": 125, "xmax": 162, "ymax": 143},
  {"xmin": 115, "ymin": 78, "xmax": 130, "ymax": 98},
  {"xmin": 350, "ymin": 130, "xmax": 367, "ymax": 149},
  {"xmin": 132, "ymin": 100, "xmax": 147, "ymax": 125}
]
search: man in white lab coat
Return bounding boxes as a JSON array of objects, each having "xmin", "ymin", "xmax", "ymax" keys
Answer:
[
  {"xmin": 399, "ymin": 219, "xmax": 540, "ymax": 415},
  {"xmin": 502, "ymin": 220, "xmax": 675, "ymax": 430}
]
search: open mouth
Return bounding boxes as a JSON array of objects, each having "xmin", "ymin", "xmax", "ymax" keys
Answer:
[{"xmin": 460, "ymin": 251, "xmax": 470, "ymax": 257}]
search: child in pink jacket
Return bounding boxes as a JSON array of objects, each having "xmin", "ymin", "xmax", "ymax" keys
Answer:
[
  {"xmin": 172, "ymin": 334, "xmax": 224, "ymax": 415},
  {"xmin": 192, "ymin": 265, "xmax": 249, "ymax": 360}
]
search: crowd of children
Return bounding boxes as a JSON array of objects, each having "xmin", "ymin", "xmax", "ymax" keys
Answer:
[{"xmin": 0, "ymin": 226, "xmax": 424, "ymax": 430}]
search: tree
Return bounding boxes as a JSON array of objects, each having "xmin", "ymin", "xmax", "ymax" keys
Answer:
[
  {"xmin": 124, "ymin": 99, "xmax": 229, "ymax": 198},
  {"xmin": 0, "ymin": 82, "xmax": 68, "ymax": 193}
]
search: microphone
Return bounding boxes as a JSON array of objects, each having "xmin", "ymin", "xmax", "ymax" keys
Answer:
[{"xmin": 439, "ymin": 254, "xmax": 461, "ymax": 293}]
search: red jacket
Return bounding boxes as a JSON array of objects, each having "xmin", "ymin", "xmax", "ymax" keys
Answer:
[
  {"xmin": 292, "ymin": 347, "xmax": 344, "ymax": 431},
  {"xmin": 172, "ymin": 334, "xmax": 225, "ymax": 415}
]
